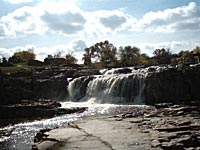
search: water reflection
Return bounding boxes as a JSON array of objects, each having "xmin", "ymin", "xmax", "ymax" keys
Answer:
[{"xmin": 0, "ymin": 103, "xmax": 149, "ymax": 150}]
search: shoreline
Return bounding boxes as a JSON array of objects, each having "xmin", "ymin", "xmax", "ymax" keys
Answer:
[{"xmin": 33, "ymin": 103, "xmax": 200, "ymax": 150}]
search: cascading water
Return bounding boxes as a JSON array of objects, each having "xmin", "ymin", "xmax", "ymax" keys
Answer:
[
  {"xmin": 0, "ymin": 65, "xmax": 185, "ymax": 150},
  {"xmin": 67, "ymin": 68, "xmax": 146, "ymax": 104},
  {"xmin": 68, "ymin": 76, "xmax": 93, "ymax": 101}
]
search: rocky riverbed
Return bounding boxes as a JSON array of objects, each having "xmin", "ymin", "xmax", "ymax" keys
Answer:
[
  {"xmin": 0, "ymin": 99, "xmax": 87, "ymax": 127},
  {"xmin": 33, "ymin": 102, "xmax": 200, "ymax": 150}
]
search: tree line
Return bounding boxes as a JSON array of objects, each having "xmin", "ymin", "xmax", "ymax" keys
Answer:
[
  {"xmin": 82, "ymin": 40, "xmax": 200, "ymax": 68},
  {"xmin": 0, "ymin": 40, "xmax": 200, "ymax": 68},
  {"xmin": 0, "ymin": 50, "xmax": 78, "ymax": 67}
]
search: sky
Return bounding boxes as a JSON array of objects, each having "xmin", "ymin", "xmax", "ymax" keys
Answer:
[{"xmin": 0, "ymin": 0, "xmax": 200, "ymax": 63}]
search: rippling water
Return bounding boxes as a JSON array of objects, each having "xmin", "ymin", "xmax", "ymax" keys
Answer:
[{"xmin": 0, "ymin": 102, "xmax": 148, "ymax": 150}]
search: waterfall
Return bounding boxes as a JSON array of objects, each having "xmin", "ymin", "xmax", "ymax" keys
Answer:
[
  {"xmin": 68, "ymin": 76, "xmax": 93, "ymax": 101},
  {"xmin": 67, "ymin": 68, "xmax": 146, "ymax": 104}
]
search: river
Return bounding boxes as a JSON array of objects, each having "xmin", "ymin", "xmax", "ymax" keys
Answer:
[
  {"xmin": 0, "ymin": 67, "xmax": 149, "ymax": 150},
  {"xmin": 0, "ymin": 102, "xmax": 149, "ymax": 150}
]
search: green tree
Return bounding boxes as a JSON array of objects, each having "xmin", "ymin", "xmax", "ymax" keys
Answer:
[
  {"xmin": 83, "ymin": 40, "xmax": 117, "ymax": 67},
  {"xmin": 2, "ymin": 57, "xmax": 7, "ymax": 64},
  {"xmin": 8, "ymin": 55, "xmax": 22, "ymax": 64},
  {"xmin": 153, "ymin": 48, "xmax": 171, "ymax": 65},
  {"xmin": 82, "ymin": 48, "xmax": 92, "ymax": 66},
  {"xmin": 119, "ymin": 46, "xmax": 140, "ymax": 66},
  {"xmin": 99, "ymin": 41, "xmax": 117, "ymax": 67}
]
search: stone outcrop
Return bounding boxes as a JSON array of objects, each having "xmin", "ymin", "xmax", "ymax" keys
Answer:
[
  {"xmin": 0, "ymin": 68, "xmax": 101, "ymax": 105},
  {"xmin": 0, "ymin": 64, "xmax": 200, "ymax": 105},
  {"xmin": 144, "ymin": 64, "xmax": 200, "ymax": 104},
  {"xmin": 32, "ymin": 102, "xmax": 200, "ymax": 150},
  {"xmin": 32, "ymin": 116, "xmax": 151, "ymax": 150},
  {"xmin": 0, "ymin": 99, "xmax": 87, "ymax": 127},
  {"xmin": 0, "ymin": 73, "xmax": 33, "ymax": 105},
  {"xmin": 116, "ymin": 102, "xmax": 200, "ymax": 150}
]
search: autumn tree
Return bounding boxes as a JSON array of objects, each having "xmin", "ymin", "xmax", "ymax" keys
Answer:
[
  {"xmin": 177, "ymin": 50, "xmax": 194, "ymax": 64},
  {"xmin": 192, "ymin": 46, "xmax": 200, "ymax": 63},
  {"xmin": 10, "ymin": 50, "xmax": 36, "ymax": 63}
]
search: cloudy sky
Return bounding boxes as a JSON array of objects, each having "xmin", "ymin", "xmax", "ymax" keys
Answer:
[{"xmin": 0, "ymin": 0, "xmax": 200, "ymax": 63}]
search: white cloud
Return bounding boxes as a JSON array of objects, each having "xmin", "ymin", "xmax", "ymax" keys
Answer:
[
  {"xmin": 0, "ymin": 24, "xmax": 6, "ymax": 37},
  {"xmin": 137, "ymin": 40, "xmax": 200, "ymax": 56},
  {"xmin": 0, "ymin": 0, "xmax": 136, "ymax": 38},
  {"xmin": 0, "ymin": 48, "xmax": 13, "ymax": 58},
  {"xmin": 82, "ymin": 9, "xmax": 136, "ymax": 38},
  {"xmin": 98, "ymin": 9, "xmax": 134, "ymax": 31},
  {"xmin": 134, "ymin": 2, "xmax": 200, "ymax": 32},
  {"xmin": 1, "ymin": 6, "xmax": 45, "ymax": 36},
  {"xmin": 3, "ymin": 0, "xmax": 33, "ymax": 4},
  {"xmin": 1, "ymin": 0, "xmax": 199, "ymax": 60},
  {"xmin": 71, "ymin": 39, "xmax": 87, "ymax": 52},
  {"xmin": 0, "ymin": 23, "xmax": 14, "ymax": 37},
  {"xmin": 38, "ymin": 0, "xmax": 86, "ymax": 35},
  {"xmin": 41, "ymin": 11, "xmax": 86, "ymax": 35}
]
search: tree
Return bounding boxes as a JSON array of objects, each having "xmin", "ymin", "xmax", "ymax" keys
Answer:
[
  {"xmin": 83, "ymin": 40, "xmax": 117, "ymax": 67},
  {"xmin": 8, "ymin": 55, "xmax": 22, "ymax": 64},
  {"xmin": 54, "ymin": 51, "xmax": 62, "ymax": 58},
  {"xmin": 2, "ymin": 57, "xmax": 7, "ymax": 64},
  {"xmin": 192, "ymin": 46, "xmax": 200, "ymax": 63},
  {"xmin": 65, "ymin": 53, "xmax": 78, "ymax": 64},
  {"xmin": 99, "ymin": 41, "xmax": 117, "ymax": 67},
  {"xmin": 153, "ymin": 48, "xmax": 171, "ymax": 65},
  {"xmin": 139, "ymin": 53, "xmax": 150, "ymax": 66},
  {"xmin": 11, "ymin": 50, "xmax": 36, "ymax": 63},
  {"xmin": 193, "ymin": 46, "xmax": 200, "ymax": 54},
  {"xmin": 119, "ymin": 46, "xmax": 140, "ymax": 66},
  {"xmin": 178, "ymin": 50, "xmax": 194, "ymax": 64},
  {"xmin": 82, "ymin": 48, "xmax": 92, "ymax": 66},
  {"xmin": 0, "ymin": 57, "xmax": 13, "ymax": 67}
]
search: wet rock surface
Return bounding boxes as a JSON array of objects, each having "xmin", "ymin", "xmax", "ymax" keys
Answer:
[
  {"xmin": 33, "ymin": 102, "xmax": 200, "ymax": 150},
  {"xmin": 0, "ymin": 68, "xmax": 101, "ymax": 105},
  {"xmin": 0, "ymin": 99, "xmax": 87, "ymax": 127}
]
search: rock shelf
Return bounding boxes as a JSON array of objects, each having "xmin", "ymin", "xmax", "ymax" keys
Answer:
[{"xmin": 33, "ymin": 103, "xmax": 200, "ymax": 150}]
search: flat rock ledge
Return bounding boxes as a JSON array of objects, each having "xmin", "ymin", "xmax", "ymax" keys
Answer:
[{"xmin": 32, "ymin": 103, "xmax": 200, "ymax": 150}]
